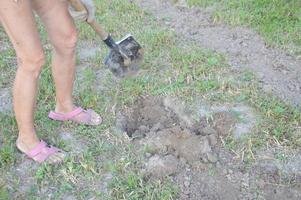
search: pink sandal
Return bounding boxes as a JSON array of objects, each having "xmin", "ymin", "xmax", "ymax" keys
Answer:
[
  {"xmin": 21, "ymin": 140, "xmax": 64, "ymax": 163},
  {"xmin": 48, "ymin": 107, "xmax": 102, "ymax": 126}
]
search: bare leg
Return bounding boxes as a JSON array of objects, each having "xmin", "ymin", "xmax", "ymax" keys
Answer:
[
  {"xmin": 32, "ymin": 0, "xmax": 101, "ymax": 124},
  {"xmin": 33, "ymin": 0, "xmax": 76, "ymax": 113},
  {"xmin": 0, "ymin": 0, "xmax": 64, "ymax": 163}
]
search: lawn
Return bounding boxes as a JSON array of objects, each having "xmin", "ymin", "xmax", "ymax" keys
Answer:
[{"xmin": 186, "ymin": 0, "xmax": 301, "ymax": 56}]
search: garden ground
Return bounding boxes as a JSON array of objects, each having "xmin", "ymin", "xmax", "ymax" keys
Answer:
[{"xmin": 1, "ymin": 0, "xmax": 301, "ymax": 199}]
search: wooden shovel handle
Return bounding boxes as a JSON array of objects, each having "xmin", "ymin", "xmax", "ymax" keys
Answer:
[{"xmin": 69, "ymin": 0, "xmax": 109, "ymax": 40}]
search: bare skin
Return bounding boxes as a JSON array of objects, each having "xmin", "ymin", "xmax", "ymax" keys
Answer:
[{"xmin": 0, "ymin": 0, "xmax": 100, "ymax": 163}]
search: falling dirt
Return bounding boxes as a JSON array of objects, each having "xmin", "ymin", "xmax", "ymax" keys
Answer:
[
  {"xmin": 117, "ymin": 95, "xmax": 301, "ymax": 199},
  {"xmin": 135, "ymin": 0, "xmax": 301, "ymax": 108}
]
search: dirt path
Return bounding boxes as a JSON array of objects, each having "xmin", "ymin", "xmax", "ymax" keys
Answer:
[{"xmin": 136, "ymin": 0, "xmax": 301, "ymax": 107}]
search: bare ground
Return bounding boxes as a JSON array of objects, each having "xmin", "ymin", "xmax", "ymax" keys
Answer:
[
  {"xmin": 2, "ymin": 0, "xmax": 301, "ymax": 198},
  {"xmin": 0, "ymin": 88, "xmax": 12, "ymax": 113},
  {"xmin": 135, "ymin": 0, "xmax": 301, "ymax": 107},
  {"xmin": 118, "ymin": 95, "xmax": 301, "ymax": 200}
]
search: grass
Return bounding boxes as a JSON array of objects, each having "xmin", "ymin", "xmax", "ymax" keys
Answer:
[
  {"xmin": 1, "ymin": 0, "xmax": 301, "ymax": 199},
  {"xmin": 186, "ymin": 0, "xmax": 301, "ymax": 56}
]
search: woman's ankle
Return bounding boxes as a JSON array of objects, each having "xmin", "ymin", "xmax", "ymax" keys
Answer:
[
  {"xmin": 55, "ymin": 100, "xmax": 75, "ymax": 114},
  {"xmin": 17, "ymin": 132, "xmax": 40, "ymax": 151}
]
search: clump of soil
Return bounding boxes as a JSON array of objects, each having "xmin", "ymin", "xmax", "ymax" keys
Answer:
[
  {"xmin": 118, "ymin": 96, "xmax": 224, "ymax": 166},
  {"xmin": 118, "ymin": 95, "xmax": 301, "ymax": 199}
]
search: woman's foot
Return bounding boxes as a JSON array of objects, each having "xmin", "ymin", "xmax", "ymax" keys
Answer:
[
  {"xmin": 16, "ymin": 136, "xmax": 65, "ymax": 164},
  {"xmin": 49, "ymin": 106, "xmax": 102, "ymax": 126}
]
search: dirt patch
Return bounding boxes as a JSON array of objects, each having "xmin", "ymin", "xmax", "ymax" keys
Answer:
[
  {"xmin": 117, "ymin": 96, "xmax": 301, "ymax": 199},
  {"xmin": 5, "ymin": 156, "xmax": 39, "ymax": 198},
  {"xmin": 198, "ymin": 104, "xmax": 257, "ymax": 140},
  {"xmin": 136, "ymin": 0, "xmax": 301, "ymax": 107},
  {"xmin": 77, "ymin": 41, "xmax": 101, "ymax": 61},
  {"xmin": 59, "ymin": 131, "xmax": 88, "ymax": 154},
  {"xmin": 0, "ymin": 88, "xmax": 12, "ymax": 113},
  {"xmin": 0, "ymin": 31, "xmax": 11, "ymax": 52}
]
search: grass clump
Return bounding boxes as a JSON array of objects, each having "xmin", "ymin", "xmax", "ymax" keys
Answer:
[{"xmin": 187, "ymin": 0, "xmax": 301, "ymax": 55}]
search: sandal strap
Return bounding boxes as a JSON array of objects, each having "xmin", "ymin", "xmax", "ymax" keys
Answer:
[
  {"xmin": 48, "ymin": 107, "xmax": 101, "ymax": 126},
  {"xmin": 33, "ymin": 146, "xmax": 59, "ymax": 163},
  {"xmin": 80, "ymin": 109, "xmax": 92, "ymax": 124},
  {"xmin": 27, "ymin": 140, "xmax": 47, "ymax": 157},
  {"xmin": 25, "ymin": 140, "xmax": 61, "ymax": 163},
  {"xmin": 48, "ymin": 107, "xmax": 84, "ymax": 121},
  {"xmin": 64, "ymin": 107, "xmax": 84, "ymax": 120}
]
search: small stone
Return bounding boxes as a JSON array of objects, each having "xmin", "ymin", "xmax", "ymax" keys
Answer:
[
  {"xmin": 151, "ymin": 122, "xmax": 163, "ymax": 132},
  {"xmin": 132, "ymin": 130, "xmax": 145, "ymax": 139},
  {"xmin": 206, "ymin": 152, "xmax": 218, "ymax": 163},
  {"xmin": 165, "ymin": 21, "xmax": 171, "ymax": 26},
  {"xmin": 215, "ymin": 161, "xmax": 222, "ymax": 168},
  {"xmin": 242, "ymin": 42, "xmax": 248, "ymax": 47},
  {"xmin": 288, "ymin": 83, "xmax": 296, "ymax": 91},
  {"xmin": 226, "ymin": 174, "xmax": 232, "ymax": 181},
  {"xmin": 201, "ymin": 155, "xmax": 208, "ymax": 163},
  {"xmin": 228, "ymin": 169, "xmax": 233, "ymax": 174},
  {"xmin": 241, "ymin": 181, "xmax": 249, "ymax": 188},
  {"xmin": 190, "ymin": 31, "xmax": 198, "ymax": 35},
  {"xmin": 179, "ymin": 157, "xmax": 187, "ymax": 164},
  {"xmin": 263, "ymin": 84, "xmax": 273, "ymax": 93},
  {"xmin": 145, "ymin": 153, "xmax": 152, "ymax": 158},
  {"xmin": 256, "ymin": 179, "xmax": 265, "ymax": 189},
  {"xmin": 201, "ymin": 126, "xmax": 217, "ymax": 136},
  {"xmin": 181, "ymin": 194, "xmax": 190, "ymax": 199},
  {"xmin": 145, "ymin": 155, "xmax": 179, "ymax": 178},
  {"xmin": 139, "ymin": 125, "xmax": 150, "ymax": 133},
  {"xmin": 183, "ymin": 189, "xmax": 191, "ymax": 195},
  {"xmin": 184, "ymin": 181, "xmax": 190, "ymax": 188},
  {"xmin": 208, "ymin": 134, "xmax": 218, "ymax": 146},
  {"xmin": 200, "ymin": 138, "xmax": 211, "ymax": 154},
  {"xmin": 258, "ymin": 73, "xmax": 265, "ymax": 80}
]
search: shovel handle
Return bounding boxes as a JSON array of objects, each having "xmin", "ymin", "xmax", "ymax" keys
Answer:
[{"xmin": 68, "ymin": 0, "xmax": 109, "ymax": 40}]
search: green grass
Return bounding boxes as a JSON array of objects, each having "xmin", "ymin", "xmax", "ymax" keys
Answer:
[
  {"xmin": 186, "ymin": 0, "xmax": 301, "ymax": 55},
  {"xmin": 1, "ymin": 0, "xmax": 301, "ymax": 199}
]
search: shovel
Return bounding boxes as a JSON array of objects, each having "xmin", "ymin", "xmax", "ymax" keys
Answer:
[{"xmin": 69, "ymin": 0, "xmax": 143, "ymax": 77}]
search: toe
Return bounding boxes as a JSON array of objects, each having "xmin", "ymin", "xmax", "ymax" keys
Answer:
[
  {"xmin": 48, "ymin": 152, "xmax": 65, "ymax": 164},
  {"xmin": 92, "ymin": 111, "xmax": 102, "ymax": 125},
  {"xmin": 57, "ymin": 152, "xmax": 66, "ymax": 160},
  {"xmin": 47, "ymin": 154, "xmax": 58, "ymax": 164}
]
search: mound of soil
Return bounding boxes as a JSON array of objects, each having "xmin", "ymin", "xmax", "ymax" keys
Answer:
[
  {"xmin": 118, "ymin": 96, "xmax": 226, "ymax": 165},
  {"xmin": 117, "ymin": 96, "xmax": 301, "ymax": 199}
]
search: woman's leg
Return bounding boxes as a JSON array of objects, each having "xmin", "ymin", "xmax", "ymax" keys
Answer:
[
  {"xmin": 0, "ymin": 0, "xmax": 64, "ymax": 163},
  {"xmin": 32, "ymin": 0, "xmax": 76, "ymax": 114},
  {"xmin": 32, "ymin": 0, "xmax": 101, "ymax": 124}
]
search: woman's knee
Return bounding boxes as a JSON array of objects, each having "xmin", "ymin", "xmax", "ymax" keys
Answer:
[
  {"xmin": 54, "ymin": 26, "xmax": 78, "ymax": 53},
  {"xmin": 17, "ymin": 50, "xmax": 45, "ymax": 78}
]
